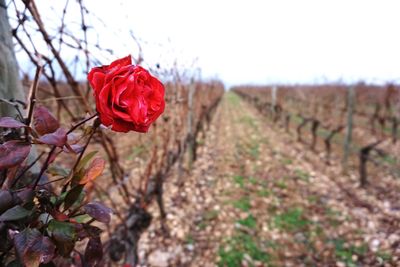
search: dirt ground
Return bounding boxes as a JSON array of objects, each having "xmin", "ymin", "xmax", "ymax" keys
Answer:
[{"xmin": 133, "ymin": 92, "xmax": 400, "ymax": 267}]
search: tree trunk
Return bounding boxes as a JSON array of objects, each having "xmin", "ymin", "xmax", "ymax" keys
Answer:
[
  {"xmin": 0, "ymin": 1, "xmax": 40, "ymax": 175},
  {"xmin": 0, "ymin": 0, "xmax": 26, "ymax": 117}
]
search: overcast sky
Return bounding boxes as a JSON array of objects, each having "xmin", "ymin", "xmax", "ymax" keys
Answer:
[{"xmin": 20, "ymin": 0, "xmax": 400, "ymax": 86}]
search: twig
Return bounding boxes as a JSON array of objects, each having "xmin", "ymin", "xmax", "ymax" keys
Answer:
[
  {"xmin": 62, "ymin": 118, "xmax": 99, "ymax": 193},
  {"xmin": 0, "ymin": 98, "xmax": 25, "ymax": 120},
  {"xmin": 38, "ymin": 175, "xmax": 67, "ymax": 187},
  {"xmin": 67, "ymin": 113, "xmax": 98, "ymax": 134},
  {"xmin": 11, "ymin": 151, "xmax": 45, "ymax": 188},
  {"xmin": 25, "ymin": 65, "xmax": 42, "ymax": 127},
  {"xmin": 33, "ymin": 146, "xmax": 57, "ymax": 189}
]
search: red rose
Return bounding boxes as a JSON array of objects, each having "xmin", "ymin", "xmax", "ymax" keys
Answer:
[{"xmin": 88, "ymin": 55, "xmax": 165, "ymax": 133}]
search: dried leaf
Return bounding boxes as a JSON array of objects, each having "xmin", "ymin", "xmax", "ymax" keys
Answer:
[
  {"xmin": 0, "ymin": 117, "xmax": 26, "ymax": 128},
  {"xmin": 76, "ymin": 151, "xmax": 98, "ymax": 171},
  {"xmin": 84, "ymin": 202, "xmax": 112, "ymax": 224},
  {"xmin": 33, "ymin": 106, "xmax": 60, "ymax": 135},
  {"xmin": 37, "ymin": 128, "xmax": 67, "ymax": 147},
  {"xmin": 0, "ymin": 141, "xmax": 31, "ymax": 170},
  {"xmin": 80, "ymin": 158, "xmax": 105, "ymax": 185}
]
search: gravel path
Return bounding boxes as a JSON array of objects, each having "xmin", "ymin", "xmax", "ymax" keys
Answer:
[{"xmin": 135, "ymin": 92, "xmax": 399, "ymax": 267}]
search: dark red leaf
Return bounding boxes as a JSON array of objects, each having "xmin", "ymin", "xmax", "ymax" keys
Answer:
[
  {"xmin": 27, "ymin": 235, "xmax": 56, "ymax": 264},
  {"xmin": 16, "ymin": 188, "xmax": 35, "ymax": 204},
  {"xmin": 84, "ymin": 236, "xmax": 103, "ymax": 266},
  {"xmin": 67, "ymin": 132, "xmax": 80, "ymax": 144},
  {"xmin": 37, "ymin": 128, "xmax": 67, "ymax": 147},
  {"xmin": 0, "ymin": 190, "xmax": 13, "ymax": 213},
  {"xmin": 84, "ymin": 202, "xmax": 112, "ymax": 224},
  {"xmin": 14, "ymin": 228, "xmax": 56, "ymax": 266},
  {"xmin": 50, "ymin": 210, "xmax": 69, "ymax": 221},
  {"xmin": 14, "ymin": 228, "xmax": 41, "ymax": 266},
  {"xmin": 0, "ymin": 117, "xmax": 26, "ymax": 128},
  {"xmin": 0, "ymin": 141, "xmax": 31, "ymax": 170},
  {"xmin": 48, "ymin": 148, "xmax": 62, "ymax": 164},
  {"xmin": 33, "ymin": 106, "xmax": 60, "ymax": 135},
  {"xmin": 63, "ymin": 143, "xmax": 84, "ymax": 154}
]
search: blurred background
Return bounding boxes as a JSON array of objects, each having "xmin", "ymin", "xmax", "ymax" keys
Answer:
[
  {"xmin": 1, "ymin": 0, "xmax": 400, "ymax": 266},
  {"xmin": 11, "ymin": 0, "xmax": 400, "ymax": 86}
]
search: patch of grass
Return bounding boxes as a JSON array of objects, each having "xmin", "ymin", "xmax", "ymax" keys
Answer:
[
  {"xmin": 233, "ymin": 175, "xmax": 245, "ymax": 188},
  {"xmin": 237, "ymin": 214, "xmax": 257, "ymax": 229},
  {"xmin": 281, "ymin": 158, "xmax": 293, "ymax": 165},
  {"xmin": 197, "ymin": 210, "xmax": 219, "ymax": 230},
  {"xmin": 257, "ymin": 189, "xmax": 271, "ymax": 197},
  {"xmin": 331, "ymin": 239, "xmax": 368, "ymax": 266},
  {"xmin": 127, "ymin": 144, "xmax": 147, "ymax": 160},
  {"xmin": 376, "ymin": 250, "xmax": 392, "ymax": 262},
  {"xmin": 197, "ymin": 139, "xmax": 205, "ymax": 146},
  {"xmin": 239, "ymin": 115, "xmax": 257, "ymax": 129},
  {"xmin": 203, "ymin": 210, "xmax": 219, "ymax": 221},
  {"xmin": 249, "ymin": 176, "xmax": 258, "ymax": 185},
  {"xmin": 307, "ymin": 195, "xmax": 318, "ymax": 203},
  {"xmin": 294, "ymin": 169, "xmax": 310, "ymax": 182},
  {"xmin": 185, "ymin": 234, "xmax": 195, "ymax": 245},
  {"xmin": 325, "ymin": 208, "xmax": 343, "ymax": 227},
  {"xmin": 381, "ymin": 154, "xmax": 397, "ymax": 165},
  {"xmin": 248, "ymin": 142, "xmax": 260, "ymax": 159},
  {"xmin": 198, "ymin": 221, "xmax": 207, "ymax": 230},
  {"xmin": 275, "ymin": 180, "xmax": 287, "ymax": 189},
  {"xmin": 233, "ymin": 197, "xmax": 251, "ymax": 212},
  {"xmin": 292, "ymin": 114, "xmax": 303, "ymax": 125},
  {"xmin": 227, "ymin": 92, "xmax": 240, "ymax": 105},
  {"xmin": 217, "ymin": 233, "xmax": 270, "ymax": 267},
  {"xmin": 273, "ymin": 208, "xmax": 309, "ymax": 232}
]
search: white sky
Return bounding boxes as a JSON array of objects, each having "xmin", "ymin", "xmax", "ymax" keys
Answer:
[{"xmin": 18, "ymin": 0, "xmax": 400, "ymax": 87}]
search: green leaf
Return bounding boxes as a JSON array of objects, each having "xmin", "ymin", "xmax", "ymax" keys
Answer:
[
  {"xmin": 47, "ymin": 165, "xmax": 70, "ymax": 177},
  {"xmin": 0, "ymin": 205, "xmax": 31, "ymax": 221},
  {"xmin": 47, "ymin": 220, "xmax": 77, "ymax": 257},
  {"xmin": 47, "ymin": 220, "xmax": 76, "ymax": 240},
  {"xmin": 63, "ymin": 185, "xmax": 84, "ymax": 211},
  {"xmin": 73, "ymin": 214, "xmax": 91, "ymax": 223},
  {"xmin": 76, "ymin": 151, "xmax": 98, "ymax": 172}
]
